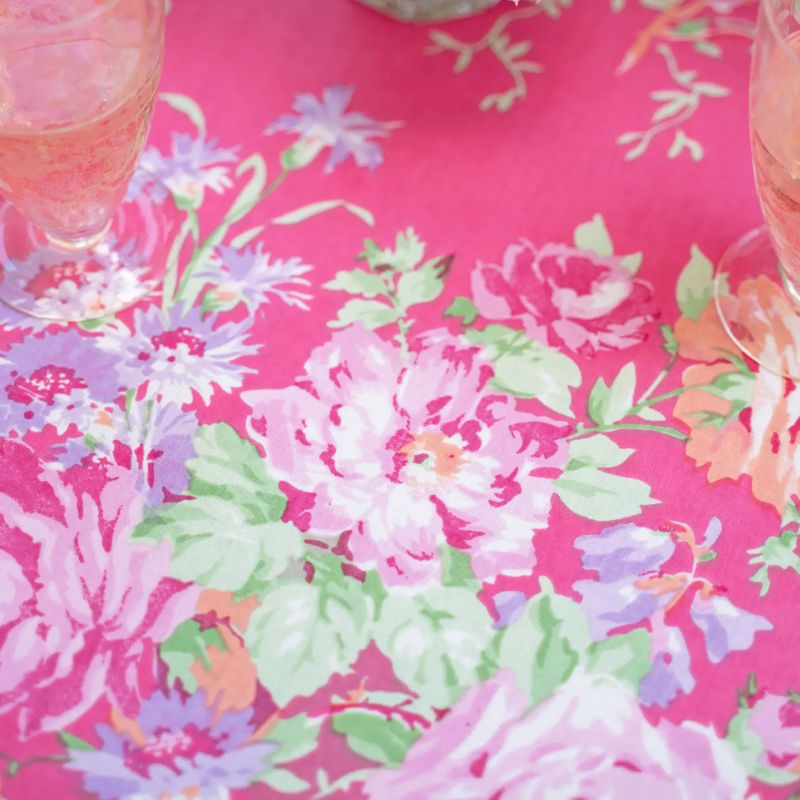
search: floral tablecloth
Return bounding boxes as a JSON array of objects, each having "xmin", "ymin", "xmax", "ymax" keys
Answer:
[{"xmin": 3, "ymin": 0, "xmax": 799, "ymax": 798}]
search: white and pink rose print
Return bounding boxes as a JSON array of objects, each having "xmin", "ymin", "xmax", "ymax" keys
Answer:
[
  {"xmin": 245, "ymin": 327, "xmax": 568, "ymax": 588},
  {"xmin": 363, "ymin": 670, "xmax": 749, "ymax": 800}
]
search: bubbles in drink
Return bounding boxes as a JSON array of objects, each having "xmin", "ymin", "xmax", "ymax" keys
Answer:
[
  {"xmin": 0, "ymin": 2, "xmax": 161, "ymax": 244},
  {"xmin": 752, "ymin": 32, "xmax": 800, "ymax": 291}
]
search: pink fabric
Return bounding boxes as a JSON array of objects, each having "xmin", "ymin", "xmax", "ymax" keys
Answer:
[{"xmin": 2, "ymin": 1, "xmax": 797, "ymax": 799}]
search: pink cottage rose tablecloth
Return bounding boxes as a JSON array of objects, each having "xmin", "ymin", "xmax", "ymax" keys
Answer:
[{"xmin": 3, "ymin": 0, "xmax": 800, "ymax": 798}]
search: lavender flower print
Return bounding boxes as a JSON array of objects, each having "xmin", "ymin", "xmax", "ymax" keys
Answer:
[
  {"xmin": 96, "ymin": 305, "xmax": 259, "ymax": 406},
  {"xmin": 66, "ymin": 689, "xmax": 277, "ymax": 800},
  {"xmin": 267, "ymin": 85, "xmax": 397, "ymax": 172},
  {"xmin": 128, "ymin": 132, "xmax": 238, "ymax": 205},
  {"xmin": 61, "ymin": 400, "xmax": 199, "ymax": 505},
  {"xmin": 690, "ymin": 594, "xmax": 772, "ymax": 664},
  {"xmin": 573, "ymin": 519, "xmax": 772, "ymax": 708},
  {"xmin": 0, "ymin": 329, "xmax": 122, "ymax": 436},
  {"xmin": 203, "ymin": 244, "xmax": 313, "ymax": 311}
]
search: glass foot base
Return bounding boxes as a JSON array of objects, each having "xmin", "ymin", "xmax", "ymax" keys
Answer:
[
  {"xmin": 714, "ymin": 226, "xmax": 800, "ymax": 380},
  {"xmin": 0, "ymin": 193, "xmax": 170, "ymax": 322}
]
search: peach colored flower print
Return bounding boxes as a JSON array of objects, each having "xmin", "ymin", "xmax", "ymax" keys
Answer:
[{"xmin": 673, "ymin": 277, "xmax": 800, "ymax": 512}]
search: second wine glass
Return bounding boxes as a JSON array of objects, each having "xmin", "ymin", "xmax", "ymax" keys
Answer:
[{"xmin": 715, "ymin": 0, "xmax": 800, "ymax": 378}]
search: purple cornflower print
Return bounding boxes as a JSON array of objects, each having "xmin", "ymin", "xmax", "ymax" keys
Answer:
[
  {"xmin": 203, "ymin": 244, "xmax": 313, "ymax": 311},
  {"xmin": 60, "ymin": 400, "xmax": 199, "ymax": 506},
  {"xmin": 66, "ymin": 689, "xmax": 277, "ymax": 800},
  {"xmin": 96, "ymin": 305, "xmax": 259, "ymax": 406},
  {"xmin": 267, "ymin": 85, "xmax": 397, "ymax": 172},
  {"xmin": 0, "ymin": 329, "xmax": 122, "ymax": 436},
  {"xmin": 128, "ymin": 133, "xmax": 238, "ymax": 205}
]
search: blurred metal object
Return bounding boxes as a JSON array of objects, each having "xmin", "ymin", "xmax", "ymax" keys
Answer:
[{"xmin": 352, "ymin": 0, "xmax": 500, "ymax": 22}]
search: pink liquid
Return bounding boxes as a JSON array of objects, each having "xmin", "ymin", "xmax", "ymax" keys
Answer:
[
  {"xmin": 752, "ymin": 33, "xmax": 800, "ymax": 294},
  {"xmin": 0, "ymin": 17, "xmax": 161, "ymax": 245}
]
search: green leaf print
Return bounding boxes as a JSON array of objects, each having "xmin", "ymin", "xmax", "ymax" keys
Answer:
[
  {"xmin": 373, "ymin": 587, "xmax": 495, "ymax": 708},
  {"xmin": 555, "ymin": 465, "xmax": 659, "ymax": 521},
  {"xmin": 585, "ymin": 629, "xmax": 652, "ymax": 691},
  {"xmin": 326, "ymin": 229, "xmax": 453, "ymax": 356},
  {"xmin": 444, "ymin": 296, "xmax": 479, "ymax": 325},
  {"xmin": 694, "ymin": 40, "xmax": 723, "ymax": 59},
  {"xmin": 572, "ymin": 213, "xmax": 642, "ymax": 273},
  {"xmin": 566, "ymin": 434, "xmax": 635, "ymax": 470},
  {"xmin": 676, "ymin": 244, "xmax": 715, "ymax": 319},
  {"xmin": 587, "ymin": 363, "xmax": 637, "ymax": 425},
  {"xmin": 245, "ymin": 557, "xmax": 374, "ymax": 706},
  {"xmin": 159, "ymin": 619, "xmax": 226, "ymax": 692},
  {"xmin": 324, "ymin": 269, "xmax": 391, "ymax": 298},
  {"xmin": 58, "ymin": 732, "xmax": 96, "ymax": 752},
  {"xmin": 497, "ymin": 582, "xmax": 590, "ymax": 705},
  {"xmin": 573, "ymin": 213, "xmax": 614, "ymax": 258},
  {"xmin": 280, "ymin": 139, "xmax": 324, "ymax": 171},
  {"xmin": 440, "ymin": 545, "xmax": 481, "ymax": 592},
  {"xmin": 726, "ymin": 704, "xmax": 800, "ymax": 787},
  {"xmin": 495, "ymin": 582, "xmax": 652, "ymax": 706},
  {"xmin": 332, "ymin": 711, "xmax": 422, "ymax": 766},
  {"xmin": 230, "ymin": 225, "xmax": 266, "ymax": 248},
  {"xmin": 160, "ymin": 92, "xmax": 207, "ymax": 137},
  {"xmin": 359, "ymin": 228, "xmax": 425, "ymax": 272},
  {"xmin": 271, "ymin": 199, "xmax": 375, "ymax": 227},
  {"xmin": 748, "ymin": 529, "xmax": 800, "ymax": 596},
  {"xmin": 257, "ymin": 769, "xmax": 311, "ymax": 794},
  {"xmin": 465, "ymin": 324, "xmax": 581, "ymax": 417},
  {"xmin": 134, "ymin": 423, "xmax": 303, "ymax": 595},
  {"xmin": 268, "ymin": 714, "xmax": 323, "ymax": 765},
  {"xmin": 228, "ymin": 154, "xmax": 269, "ymax": 222},
  {"xmin": 328, "ymin": 298, "xmax": 402, "ymax": 330},
  {"xmin": 395, "ymin": 257, "xmax": 447, "ymax": 307}
]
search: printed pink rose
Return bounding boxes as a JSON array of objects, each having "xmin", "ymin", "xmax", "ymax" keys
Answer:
[
  {"xmin": 472, "ymin": 241, "xmax": 656, "ymax": 356},
  {"xmin": 747, "ymin": 692, "xmax": 800, "ymax": 774},
  {"xmin": 244, "ymin": 328, "xmax": 567, "ymax": 588},
  {"xmin": 363, "ymin": 670, "xmax": 749, "ymax": 800},
  {"xmin": 0, "ymin": 448, "xmax": 199, "ymax": 737}
]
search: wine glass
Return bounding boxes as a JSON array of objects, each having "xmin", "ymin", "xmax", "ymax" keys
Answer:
[
  {"xmin": 0, "ymin": 0, "xmax": 168, "ymax": 321},
  {"xmin": 713, "ymin": 0, "xmax": 800, "ymax": 378}
]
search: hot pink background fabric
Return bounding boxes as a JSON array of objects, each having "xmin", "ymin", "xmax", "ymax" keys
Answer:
[{"xmin": 2, "ymin": 1, "xmax": 798, "ymax": 798}]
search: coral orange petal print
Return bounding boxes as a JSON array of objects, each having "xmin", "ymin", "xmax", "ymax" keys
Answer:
[
  {"xmin": 617, "ymin": 0, "xmax": 710, "ymax": 76},
  {"xmin": 718, "ymin": 276, "xmax": 800, "ymax": 377}
]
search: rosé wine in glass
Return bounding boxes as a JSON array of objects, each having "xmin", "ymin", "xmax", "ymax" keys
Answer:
[
  {"xmin": 751, "ymin": 31, "xmax": 800, "ymax": 301},
  {"xmin": 0, "ymin": 0, "xmax": 168, "ymax": 320},
  {"xmin": 714, "ymin": 1, "xmax": 800, "ymax": 379}
]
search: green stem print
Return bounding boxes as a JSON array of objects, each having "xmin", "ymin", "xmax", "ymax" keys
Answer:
[
  {"xmin": 617, "ymin": 43, "xmax": 730, "ymax": 161},
  {"xmin": 442, "ymin": 212, "xmax": 726, "ymax": 522},
  {"xmin": 427, "ymin": 2, "xmax": 570, "ymax": 112},
  {"xmin": 574, "ymin": 348, "xmax": 691, "ymax": 443},
  {"xmin": 135, "ymin": 93, "xmax": 378, "ymax": 317},
  {"xmin": 325, "ymin": 228, "xmax": 453, "ymax": 360},
  {"xmin": 0, "ymin": 751, "xmax": 70, "ymax": 778}
]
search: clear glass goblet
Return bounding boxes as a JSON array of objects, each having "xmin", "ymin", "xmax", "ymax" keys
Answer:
[
  {"xmin": 715, "ymin": 0, "xmax": 800, "ymax": 378},
  {"xmin": 0, "ymin": 0, "xmax": 168, "ymax": 321}
]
